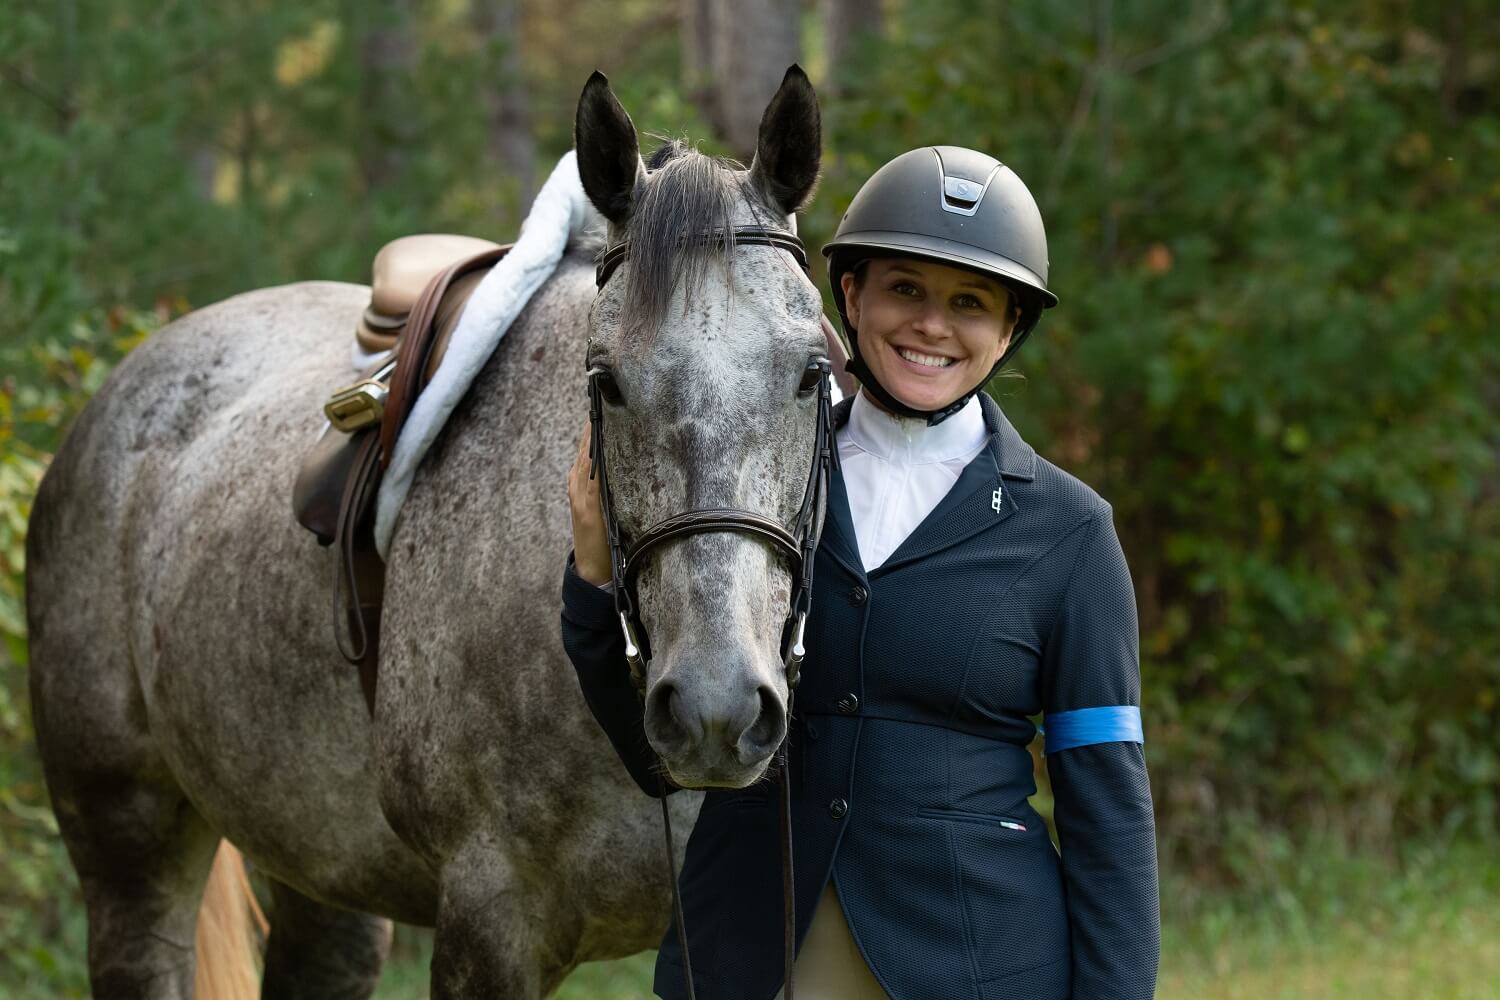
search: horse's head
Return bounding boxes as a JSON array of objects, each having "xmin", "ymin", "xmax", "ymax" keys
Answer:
[{"xmin": 575, "ymin": 68, "xmax": 824, "ymax": 789}]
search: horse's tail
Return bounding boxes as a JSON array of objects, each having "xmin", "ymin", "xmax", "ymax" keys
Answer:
[{"xmin": 194, "ymin": 840, "xmax": 267, "ymax": 999}]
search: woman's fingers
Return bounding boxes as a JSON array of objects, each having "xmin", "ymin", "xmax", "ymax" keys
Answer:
[{"xmin": 567, "ymin": 418, "xmax": 613, "ymax": 586}]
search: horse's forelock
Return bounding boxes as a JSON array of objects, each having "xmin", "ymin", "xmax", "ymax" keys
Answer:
[{"xmin": 621, "ymin": 141, "xmax": 777, "ymax": 342}]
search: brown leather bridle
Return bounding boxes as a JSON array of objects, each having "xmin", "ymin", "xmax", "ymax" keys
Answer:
[{"xmin": 587, "ymin": 225, "xmax": 838, "ymax": 1000}]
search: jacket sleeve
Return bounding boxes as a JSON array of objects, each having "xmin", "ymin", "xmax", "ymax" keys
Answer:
[
  {"xmin": 560, "ymin": 552, "xmax": 676, "ymax": 798},
  {"xmin": 1039, "ymin": 504, "xmax": 1160, "ymax": 1000}
]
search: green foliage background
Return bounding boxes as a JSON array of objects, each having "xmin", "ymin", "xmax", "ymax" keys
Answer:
[
  {"xmin": 2, "ymin": 0, "xmax": 1498, "ymax": 993},
  {"xmin": 798, "ymin": 0, "xmax": 1500, "ymax": 882}
]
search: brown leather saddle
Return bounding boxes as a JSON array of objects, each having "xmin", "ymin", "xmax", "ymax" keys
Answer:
[{"xmin": 293, "ymin": 235, "xmax": 513, "ymax": 714}]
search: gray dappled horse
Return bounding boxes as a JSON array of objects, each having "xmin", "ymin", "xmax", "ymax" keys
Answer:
[{"xmin": 26, "ymin": 69, "xmax": 824, "ymax": 998}]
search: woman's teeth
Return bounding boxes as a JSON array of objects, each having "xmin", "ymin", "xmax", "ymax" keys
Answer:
[{"xmin": 898, "ymin": 347, "xmax": 954, "ymax": 368}]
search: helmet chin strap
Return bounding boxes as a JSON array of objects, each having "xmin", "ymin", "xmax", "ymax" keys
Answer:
[{"xmin": 843, "ymin": 350, "xmax": 994, "ymax": 426}]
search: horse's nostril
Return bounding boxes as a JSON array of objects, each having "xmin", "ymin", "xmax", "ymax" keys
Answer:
[
  {"xmin": 670, "ymin": 686, "xmax": 702, "ymax": 742},
  {"xmin": 646, "ymin": 680, "xmax": 698, "ymax": 748},
  {"xmin": 740, "ymin": 685, "xmax": 785, "ymax": 758}
]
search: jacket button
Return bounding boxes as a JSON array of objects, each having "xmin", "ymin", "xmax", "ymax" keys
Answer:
[
  {"xmin": 836, "ymin": 693, "xmax": 859, "ymax": 715},
  {"xmin": 849, "ymin": 585, "xmax": 868, "ymax": 607},
  {"xmin": 828, "ymin": 797, "xmax": 849, "ymax": 819}
]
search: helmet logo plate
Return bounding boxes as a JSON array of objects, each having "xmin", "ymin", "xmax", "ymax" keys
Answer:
[{"xmin": 941, "ymin": 168, "xmax": 999, "ymax": 217}]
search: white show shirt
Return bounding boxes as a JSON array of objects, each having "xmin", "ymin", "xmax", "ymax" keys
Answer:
[{"xmin": 836, "ymin": 389, "xmax": 990, "ymax": 571}]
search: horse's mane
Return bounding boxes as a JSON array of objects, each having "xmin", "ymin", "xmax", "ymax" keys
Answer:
[{"xmin": 619, "ymin": 139, "xmax": 778, "ymax": 340}]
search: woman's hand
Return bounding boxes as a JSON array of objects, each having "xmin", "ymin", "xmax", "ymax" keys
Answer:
[{"xmin": 567, "ymin": 418, "xmax": 613, "ymax": 586}]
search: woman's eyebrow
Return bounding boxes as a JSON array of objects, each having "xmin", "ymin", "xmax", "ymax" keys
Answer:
[{"xmin": 886, "ymin": 264, "xmax": 996, "ymax": 296}]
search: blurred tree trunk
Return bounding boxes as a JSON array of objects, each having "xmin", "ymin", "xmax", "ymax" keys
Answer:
[
  {"xmin": 357, "ymin": 0, "xmax": 417, "ymax": 194},
  {"xmin": 705, "ymin": 0, "xmax": 802, "ymax": 159},
  {"xmin": 681, "ymin": 0, "xmax": 719, "ymax": 130},
  {"xmin": 1094, "ymin": 0, "xmax": 1117, "ymax": 269},
  {"xmin": 57, "ymin": 0, "xmax": 81, "ymax": 237},
  {"xmin": 473, "ymin": 0, "xmax": 536, "ymax": 207},
  {"xmin": 191, "ymin": 145, "xmax": 218, "ymax": 203},
  {"xmin": 822, "ymin": 0, "xmax": 884, "ymax": 95}
]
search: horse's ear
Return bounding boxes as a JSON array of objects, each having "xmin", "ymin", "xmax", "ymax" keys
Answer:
[
  {"xmin": 575, "ymin": 71, "xmax": 644, "ymax": 226},
  {"xmin": 748, "ymin": 65, "xmax": 822, "ymax": 215}
]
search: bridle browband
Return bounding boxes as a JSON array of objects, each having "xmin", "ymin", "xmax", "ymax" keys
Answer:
[
  {"xmin": 587, "ymin": 224, "xmax": 837, "ymax": 1000},
  {"xmin": 595, "ymin": 227, "xmax": 811, "ymax": 289}
]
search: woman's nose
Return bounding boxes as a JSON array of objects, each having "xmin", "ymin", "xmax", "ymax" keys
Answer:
[{"xmin": 910, "ymin": 302, "xmax": 952, "ymax": 338}]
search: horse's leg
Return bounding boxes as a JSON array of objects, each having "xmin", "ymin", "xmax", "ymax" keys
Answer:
[
  {"xmin": 47, "ymin": 755, "xmax": 221, "ymax": 999},
  {"xmin": 260, "ymin": 879, "xmax": 392, "ymax": 1000},
  {"xmin": 31, "ymin": 609, "xmax": 224, "ymax": 997},
  {"xmin": 429, "ymin": 848, "xmax": 569, "ymax": 1000}
]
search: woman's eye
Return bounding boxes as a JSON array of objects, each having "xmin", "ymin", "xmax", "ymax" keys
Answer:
[
  {"xmin": 954, "ymin": 294, "xmax": 986, "ymax": 311},
  {"xmin": 890, "ymin": 281, "xmax": 919, "ymax": 297}
]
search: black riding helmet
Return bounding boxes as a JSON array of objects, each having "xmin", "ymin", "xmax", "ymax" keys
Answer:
[{"xmin": 823, "ymin": 146, "xmax": 1059, "ymax": 424}]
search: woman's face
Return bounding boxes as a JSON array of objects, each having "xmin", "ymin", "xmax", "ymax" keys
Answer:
[{"xmin": 841, "ymin": 258, "xmax": 1017, "ymax": 413}]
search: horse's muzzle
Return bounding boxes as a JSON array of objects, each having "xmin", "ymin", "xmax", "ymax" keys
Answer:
[{"xmin": 643, "ymin": 664, "xmax": 787, "ymax": 788}]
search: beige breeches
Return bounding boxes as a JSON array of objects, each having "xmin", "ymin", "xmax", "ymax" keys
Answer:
[{"xmin": 772, "ymin": 881, "xmax": 891, "ymax": 999}]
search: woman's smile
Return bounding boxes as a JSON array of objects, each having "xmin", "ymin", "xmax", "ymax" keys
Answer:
[{"xmin": 893, "ymin": 346, "xmax": 956, "ymax": 369}]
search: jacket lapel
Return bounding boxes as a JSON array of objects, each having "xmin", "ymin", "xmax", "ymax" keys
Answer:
[
  {"xmin": 818, "ymin": 398, "xmax": 867, "ymax": 580},
  {"xmin": 870, "ymin": 393, "xmax": 1037, "ymax": 578}
]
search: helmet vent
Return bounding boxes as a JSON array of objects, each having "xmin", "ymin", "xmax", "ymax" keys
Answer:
[{"xmin": 940, "ymin": 170, "xmax": 998, "ymax": 217}]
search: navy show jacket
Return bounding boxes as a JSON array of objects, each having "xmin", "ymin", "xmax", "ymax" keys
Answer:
[{"xmin": 560, "ymin": 392, "xmax": 1159, "ymax": 1000}]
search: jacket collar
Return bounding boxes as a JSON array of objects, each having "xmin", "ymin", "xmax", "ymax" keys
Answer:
[
  {"xmin": 824, "ymin": 390, "xmax": 1037, "ymax": 579},
  {"xmin": 977, "ymin": 391, "xmax": 1038, "ymax": 482},
  {"xmin": 831, "ymin": 390, "xmax": 1036, "ymax": 481},
  {"xmin": 843, "ymin": 392, "xmax": 988, "ymax": 466}
]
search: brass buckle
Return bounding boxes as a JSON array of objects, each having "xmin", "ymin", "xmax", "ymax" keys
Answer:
[{"xmin": 325, "ymin": 379, "xmax": 389, "ymax": 432}]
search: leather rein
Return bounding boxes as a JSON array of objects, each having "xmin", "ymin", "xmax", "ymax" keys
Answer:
[{"xmin": 587, "ymin": 225, "xmax": 838, "ymax": 1000}]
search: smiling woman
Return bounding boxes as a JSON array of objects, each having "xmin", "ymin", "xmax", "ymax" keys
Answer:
[{"xmin": 563, "ymin": 139, "xmax": 1159, "ymax": 1000}]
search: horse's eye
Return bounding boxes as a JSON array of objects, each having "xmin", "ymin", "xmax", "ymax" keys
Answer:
[
  {"xmin": 591, "ymin": 368, "xmax": 624, "ymax": 405},
  {"xmin": 798, "ymin": 359, "xmax": 826, "ymax": 397}
]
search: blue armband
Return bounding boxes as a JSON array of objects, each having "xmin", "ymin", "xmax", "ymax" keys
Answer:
[{"xmin": 1041, "ymin": 705, "xmax": 1143, "ymax": 754}]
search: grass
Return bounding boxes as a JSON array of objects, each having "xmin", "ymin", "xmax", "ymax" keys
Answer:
[
  {"xmin": 1157, "ymin": 840, "xmax": 1500, "ymax": 1000},
  {"xmin": 373, "ymin": 841, "xmax": 1500, "ymax": 999}
]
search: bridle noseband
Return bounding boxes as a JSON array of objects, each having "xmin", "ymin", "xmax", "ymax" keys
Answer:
[{"xmin": 586, "ymin": 224, "xmax": 837, "ymax": 1000}]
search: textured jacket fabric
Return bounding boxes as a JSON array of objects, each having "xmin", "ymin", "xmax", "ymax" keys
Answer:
[{"xmin": 560, "ymin": 392, "xmax": 1159, "ymax": 1000}]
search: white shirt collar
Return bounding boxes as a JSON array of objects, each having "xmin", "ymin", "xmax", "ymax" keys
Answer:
[{"xmin": 843, "ymin": 389, "xmax": 988, "ymax": 466}]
